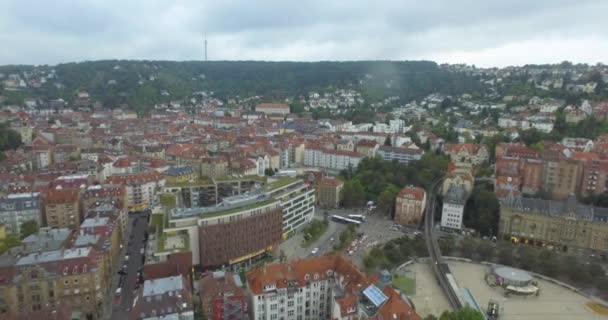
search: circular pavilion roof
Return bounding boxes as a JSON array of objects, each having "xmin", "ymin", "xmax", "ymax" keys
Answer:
[{"xmin": 494, "ymin": 266, "xmax": 533, "ymax": 283}]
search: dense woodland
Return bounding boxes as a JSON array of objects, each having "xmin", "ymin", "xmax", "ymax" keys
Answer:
[{"xmin": 0, "ymin": 60, "xmax": 485, "ymax": 113}]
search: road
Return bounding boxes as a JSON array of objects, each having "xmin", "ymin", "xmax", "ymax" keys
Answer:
[
  {"xmin": 110, "ymin": 211, "xmax": 150, "ymax": 320},
  {"xmin": 280, "ymin": 207, "xmax": 410, "ymax": 266},
  {"xmin": 424, "ymin": 179, "xmax": 463, "ymax": 310}
]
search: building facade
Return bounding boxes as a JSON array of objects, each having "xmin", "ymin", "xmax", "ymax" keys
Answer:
[
  {"xmin": 0, "ymin": 193, "xmax": 41, "ymax": 235},
  {"xmin": 440, "ymin": 185, "xmax": 466, "ymax": 230},
  {"xmin": 316, "ymin": 177, "xmax": 343, "ymax": 209},
  {"xmin": 394, "ymin": 186, "xmax": 426, "ymax": 226},
  {"xmin": 499, "ymin": 195, "xmax": 608, "ymax": 252},
  {"xmin": 44, "ymin": 188, "xmax": 81, "ymax": 229},
  {"xmin": 377, "ymin": 146, "xmax": 424, "ymax": 164},
  {"xmin": 247, "ymin": 255, "xmax": 421, "ymax": 320}
]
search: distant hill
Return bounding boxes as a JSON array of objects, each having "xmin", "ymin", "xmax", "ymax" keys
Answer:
[{"xmin": 0, "ymin": 60, "xmax": 485, "ymax": 113}]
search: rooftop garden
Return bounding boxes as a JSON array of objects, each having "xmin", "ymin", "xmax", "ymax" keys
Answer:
[
  {"xmin": 266, "ymin": 176, "xmax": 299, "ymax": 191},
  {"xmin": 166, "ymin": 177, "xmax": 214, "ymax": 188}
]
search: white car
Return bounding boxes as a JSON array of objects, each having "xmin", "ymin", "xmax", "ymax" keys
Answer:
[{"xmin": 311, "ymin": 248, "xmax": 319, "ymax": 255}]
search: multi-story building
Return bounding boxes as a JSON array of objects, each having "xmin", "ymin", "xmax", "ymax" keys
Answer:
[
  {"xmin": 443, "ymin": 143, "xmax": 489, "ymax": 166},
  {"xmin": 542, "ymin": 158, "xmax": 582, "ymax": 200},
  {"xmin": 0, "ymin": 192, "xmax": 41, "ymax": 235},
  {"xmin": 162, "ymin": 165, "xmax": 197, "ymax": 184},
  {"xmin": 247, "ymin": 255, "xmax": 421, "ymax": 320},
  {"xmin": 499, "ymin": 194, "xmax": 608, "ymax": 252},
  {"xmin": 7, "ymin": 247, "xmax": 107, "ymax": 319},
  {"xmin": 304, "ymin": 147, "xmax": 363, "ymax": 171},
  {"xmin": 20, "ymin": 227, "xmax": 72, "ymax": 254},
  {"xmin": 316, "ymin": 177, "xmax": 343, "ymax": 209},
  {"xmin": 106, "ymin": 171, "xmax": 165, "ymax": 212},
  {"xmin": 83, "ymin": 184, "xmax": 127, "ymax": 208},
  {"xmin": 255, "ymin": 103, "xmax": 290, "ymax": 116},
  {"xmin": 165, "ymin": 196, "xmax": 283, "ymax": 267},
  {"xmin": 579, "ymin": 159, "xmax": 608, "ymax": 197},
  {"xmin": 355, "ymin": 140, "xmax": 379, "ymax": 158},
  {"xmin": 377, "ymin": 146, "xmax": 424, "ymax": 164},
  {"xmin": 164, "ymin": 176, "xmax": 263, "ymax": 208},
  {"xmin": 30, "ymin": 145, "xmax": 52, "ymax": 170},
  {"xmin": 266, "ymin": 178, "xmax": 316, "ymax": 238},
  {"xmin": 200, "ymin": 157, "xmax": 229, "ymax": 179},
  {"xmin": 394, "ymin": 186, "xmax": 426, "ymax": 226},
  {"xmin": 44, "ymin": 188, "xmax": 81, "ymax": 229},
  {"xmin": 440, "ymin": 185, "xmax": 467, "ymax": 230},
  {"xmin": 130, "ymin": 275, "xmax": 194, "ymax": 320},
  {"xmin": 200, "ymin": 271, "xmax": 247, "ymax": 320}
]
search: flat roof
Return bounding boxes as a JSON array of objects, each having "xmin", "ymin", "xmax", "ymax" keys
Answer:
[
  {"xmin": 17, "ymin": 247, "xmax": 91, "ymax": 266},
  {"xmin": 143, "ymin": 276, "xmax": 184, "ymax": 296}
]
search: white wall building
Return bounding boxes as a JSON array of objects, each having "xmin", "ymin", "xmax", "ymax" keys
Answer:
[
  {"xmin": 304, "ymin": 148, "xmax": 362, "ymax": 171},
  {"xmin": 440, "ymin": 185, "xmax": 467, "ymax": 230}
]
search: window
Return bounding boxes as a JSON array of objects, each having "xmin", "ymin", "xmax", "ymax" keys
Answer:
[
  {"xmin": 270, "ymin": 315, "xmax": 278, "ymax": 320},
  {"xmin": 287, "ymin": 301, "xmax": 294, "ymax": 307},
  {"xmin": 270, "ymin": 304, "xmax": 277, "ymax": 311}
]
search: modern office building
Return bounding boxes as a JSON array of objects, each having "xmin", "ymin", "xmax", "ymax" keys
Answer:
[{"xmin": 440, "ymin": 184, "xmax": 467, "ymax": 230}]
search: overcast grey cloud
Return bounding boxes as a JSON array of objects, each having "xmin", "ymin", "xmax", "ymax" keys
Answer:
[{"xmin": 0, "ymin": 0, "xmax": 607, "ymax": 67}]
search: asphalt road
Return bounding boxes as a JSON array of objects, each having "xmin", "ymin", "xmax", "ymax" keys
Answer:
[
  {"xmin": 280, "ymin": 207, "xmax": 408, "ymax": 267},
  {"xmin": 110, "ymin": 212, "xmax": 149, "ymax": 320}
]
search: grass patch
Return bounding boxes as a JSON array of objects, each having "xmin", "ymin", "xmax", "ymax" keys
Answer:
[
  {"xmin": 266, "ymin": 177, "xmax": 298, "ymax": 190},
  {"xmin": 393, "ymin": 275, "xmax": 416, "ymax": 295},
  {"xmin": 159, "ymin": 193, "xmax": 177, "ymax": 209},
  {"xmin": 301, "ymin": 219, "xmax": 329, "ymax": 248},
  {"xmin": 199, "ymin": 199, "xmax": 278, "ymax": 219},
  {"xmin": 151, "ymin": 214, "xmax": 164, "ymax": 234}
]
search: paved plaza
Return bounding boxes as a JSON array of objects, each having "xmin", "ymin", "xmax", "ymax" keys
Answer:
[{"xmin": 404, "ymin": 260, "xmax": 606, "ymax": 319}]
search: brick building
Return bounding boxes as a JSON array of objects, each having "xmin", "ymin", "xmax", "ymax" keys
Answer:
[
  {"xmin": 44, "ymin": 188, "xmax": 81, "ymax": 229},
  {"xmin": 316, "ymin": 177, "xmax": 343, "ymax": 209}
]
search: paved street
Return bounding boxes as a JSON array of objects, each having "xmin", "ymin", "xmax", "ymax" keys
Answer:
[
  {"xmin": 110, "ymin": 211, "xmax": 150, "ymax": 320},
  {"xmin": 280, "ymin": 207, "xmax": 410, "ymax": 267}
]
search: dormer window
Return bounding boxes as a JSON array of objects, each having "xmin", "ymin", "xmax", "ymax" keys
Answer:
[
  {"xmin": 304, "ymin": 274, "xmax": 310, "ymax": 281},
  {"xmin": 326, "ymin": 270, "xmax": 333, "ymax": 276},
  {"xmin": 314, "ymin": 273, "xmax": 319, "ymax": 280}
]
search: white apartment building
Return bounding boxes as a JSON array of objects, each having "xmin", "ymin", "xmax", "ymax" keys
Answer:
[
  {"xmin": 304, "ymin": 148, "xmax": 362, "ymax": 171},
  {"xmin": 247, "ymin": 256, "xmax": 420, "ymax": 320},
  {"xmin": 440, "ymin": 185, "xmax": 467, "ymax": 230}
]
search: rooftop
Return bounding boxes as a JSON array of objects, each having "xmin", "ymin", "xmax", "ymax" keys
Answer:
[
  {"xmin": 143, "ymin": 276, "xmax": 184, "ymax": 297},
  {"xmin": 17, "ymin": 247, "xmax": 91, "ymax": 266}
]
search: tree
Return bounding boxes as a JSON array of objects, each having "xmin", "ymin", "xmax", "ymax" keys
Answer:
[
  {"xmin": 439, "ymin": 307, "xmax": 484, "ymax": 320},
  {"xmin": 264, "ymin": 168, "xmax": 275, "ymax": 176},
  {"xmin": 438, "ymin": 237, "xmax": 455, "ymax": 256},
  {"xmin": 377, "ymin": 184, "xmax": 400, "ymax": 217},
  {"xmin": 518, "ymin": 247, "xmax": 537, "ymax": 271},
  {"xmin": 384, "ymin": 135, "xmax": 392, "ymax": 146},
  {"xmin": 341, "ymin": 180, "xmax": 366, "ymax": 207},
  {"xmin": 476, "ymin": 241, "xmax": 494, "ymax": 261},
  {"xmin": 537, "ymin": 250, "xmax": 559, "ymax": 277},
  {"xmin": 497, "ymin": 245, "xmax": 514, "ymax": 265},
  {"xmin": 459, "ymin": 238, "xmax": 476, "ymax": 258},
  {"xmin": 20, "ymin": 220, "xmax": 39, "ymax": 239}
]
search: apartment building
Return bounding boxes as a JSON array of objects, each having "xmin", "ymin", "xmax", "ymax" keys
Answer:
[
  {"xmin": 377, "ymin": 146, "xmax": 424, "ymax": 164},
  {"xmin": 0, "ymin": 192, "xmax": 41, "ymax": 235},
  {"xmin": 440, "ymin": 185, "xmax": 467, "ymax": 230},
  {"xmin": 130, "ymin": 276, "xmax": 194, "ymax": 320},
  {"xmin": 542, "ymin": 158, "xmax": 582, "ymax": 200},
  {"xmin": 106, "ymin": 171, "xmax": 165, "ymax": 212},
  {"xmin": 200, "ymin": 157, "xmax": 229, "ymax": 179},
  {"xmin": 443, "ymin": 143, "xmax": 489, "ymax": 166},
  {"xmin": 316, "ymin": 177, "xmax": 343, "ymax": 209},
  {"xmin": 394, "ymin": 186, "xmax": 426, "ymax": 226},
  {"xmin": 7, "ymin": 247, "xmax": 107, "ymax": 319},
  {"xmin": 44, "ymin": 188, "xmax": 81, "ymax": 229},
  {"xmin": 200, "ymin": 271, "xmax": 247, "ymax": 320},
  {"xmin": 579, "ymin": 159, "xmax": 608, "ymax": 197},
  {"xmin": 304, "ymin": 147, "xmax": 363, "ymax": 171},
  {"xmin": 247, "ymin": 255, "xmax": 421, "ymax": 320},
  {"xmin": 255, "ymin": 103, "xmax": 290, "ymax": 116}
]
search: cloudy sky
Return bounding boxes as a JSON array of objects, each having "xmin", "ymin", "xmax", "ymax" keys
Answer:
[{"xmin": 1, "ymin": 0, "xmax": 607, "ymax": 67}]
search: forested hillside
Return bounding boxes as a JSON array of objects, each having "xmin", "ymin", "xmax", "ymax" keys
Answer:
[{"xmin": 0, "ymin": 60, "xmax": 485, "ymax": 113}]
